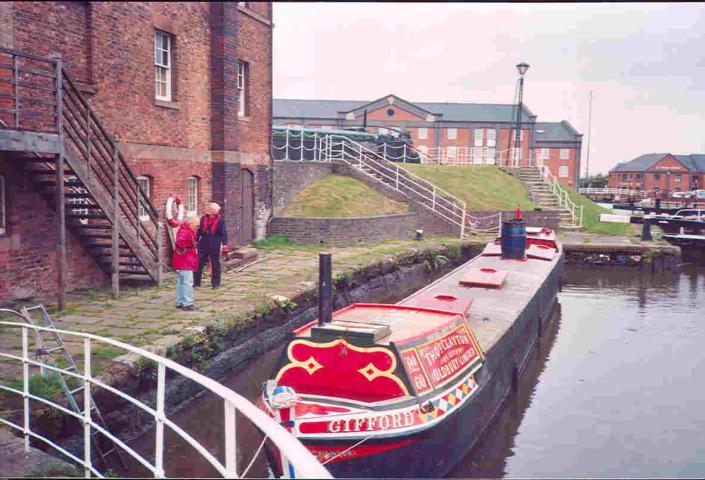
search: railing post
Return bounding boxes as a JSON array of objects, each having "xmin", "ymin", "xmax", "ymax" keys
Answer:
[
  {"xmin": 299, "ymin": 130, "xmax": 303, "ymax": 161},
  {"xmin": 54, "ymin": 56, "xmax": 66, "ymax": 311},
  {"xmin": 580, "ymin": 205, "xmax": 584, "ymax": 228},
  {"xmin": 403, "ymin": 144, "xmax": 407, "ymax": 163},
  {"xmin": 498, "ymin": 211, "xmax": 503, "ymax": 232},
  {"xmin": 285, "ymin": 128, "xmax": 289, "ymax": 160},
  {"xmin": 460, "ymin": 205, "xmax": 466, "ymax": 239},
  {"xmin": 13, "ymin": 54, "xmax": 19, "ymax": 129},
  {"xmin": 157, "ymin": 221, "xmax": 163, "ymax": 287},
  {"xmin": 383, "ymin": 142, "xmax": 387, "ymax": 160},
  {"xmin": 111, "ymin": 143, "xmax": 120, "ymax": 298},
  {"xmin": 22, "ymin": 327, "xmax": 29, "ymax": 452},
  {"xmin": 154, "ymin": 363, "xmax": 166, "ymax": 478},
  {"xmin": 83, "ymin": 338, "xmax": 92, "ymax": 477},
  {"xmin": 395, "ymin": 165, "xmax": 400, "ymax": 191},
  {"xmin": 224, "ymin": 400, "xmax": 238, "ymax": 478}
]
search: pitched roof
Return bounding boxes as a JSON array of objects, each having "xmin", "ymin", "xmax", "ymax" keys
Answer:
[
  {"xmin": 273, "ymin": 98, "xmax": 534, "ymax": 123},
  {"xmin": 611, "ymin": 153, "xmax": 705, "ymax": 173},
  {"xmin": 611, "ymin": 154, "xmax": 669, "ymax": 172},
  {"xmin": 534, "ymin": 121, "xmax": 581, "ymax": 143}
]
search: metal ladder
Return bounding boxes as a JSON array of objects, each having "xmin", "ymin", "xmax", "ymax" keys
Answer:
[{"xmin": 21, "ymin": 304, "xmax": 126, "ymax": 471}]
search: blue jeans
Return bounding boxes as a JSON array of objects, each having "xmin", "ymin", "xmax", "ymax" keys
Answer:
[{"xmin": 176, "ymin": 270, "xmax": 194, "ymax": 307}]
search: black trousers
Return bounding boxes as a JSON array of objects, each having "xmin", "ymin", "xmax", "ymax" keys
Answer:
[{"xmin": 194, "ymin": 248, "xmax": 221, "ymax": 288}]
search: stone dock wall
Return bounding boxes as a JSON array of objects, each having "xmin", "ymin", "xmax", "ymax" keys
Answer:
[{"xmin": 563, "ymin": 243, "xmax": 681, "ymax": 271}]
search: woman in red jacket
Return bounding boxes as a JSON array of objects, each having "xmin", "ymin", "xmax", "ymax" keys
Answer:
[{"xmin": 173, "ymin": 215, "xmax": 200, "ymax": 310}]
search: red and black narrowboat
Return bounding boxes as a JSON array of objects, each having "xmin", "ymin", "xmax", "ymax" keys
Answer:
[{"xmin": 259, "ymin": 224, "xmax": 564, "ymax": 478}]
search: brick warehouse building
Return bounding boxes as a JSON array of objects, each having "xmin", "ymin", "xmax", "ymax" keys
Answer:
[
  {"xmin": 273, "ymin": 94, "xmax": 583, "ymax": 188},
  {"xmin": 0, "ymin": 2, "xmax": 273, "ymax": 303},
  {"xmin": 608, "ymin": 153, "xmax": 705, "ymax": 197}
]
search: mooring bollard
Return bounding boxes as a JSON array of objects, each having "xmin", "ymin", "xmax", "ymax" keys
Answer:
[{"xmin": 641, "ymin": 217, "xmax": 653, "ymax": 241}]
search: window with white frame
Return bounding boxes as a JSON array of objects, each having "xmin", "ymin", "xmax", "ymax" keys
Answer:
[
  {"xmin": 237, "ymin": 60, "xmax": 248, "ymax": 117},
  {"xmin": 540, "ymin": 148, "xmax": 549, "ymax": 159},
  {"xmin": 418, "ymin": 127, "xmax": 428, "ymax": 140},
  {"xmin": 136, "ymin": 176, "xmax": 151, "ymax": 221},
  {"xmin": 559, "ymin": 166, "xmax": 569, "ymax": 178},
  {"xmin": 473, "ymin": 129, "xmax": 483, "ymax": 147},
  {"xmin": 154, "ymin": 30, "xmax": 172, "ymax": 101},
  {"xmin": 447, "ymin": 128, "xmax": 457, "ymax": 140},
  {"xmin": 487, "ymin": 128, "xmax": 496, "ymax": 147},
  {"xmin": 187, "ymin": 176, "xmax": 199, "ymax": 215},
  {"xmin": 560, "ymin": 148, "xmax": 570, "ymax": 160},
  {"xmin": 0, "ymin": 175, "xmax": 6, "ymax": 236}
]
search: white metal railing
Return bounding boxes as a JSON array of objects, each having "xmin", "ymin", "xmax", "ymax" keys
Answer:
[
  {"xmin": 0, "ymin": 314, "xmax": 330, "ymax": 479},
  {"xmin": 539, "ymin": 165, "xmax": 584, "ymax": 227},
  {"xmin": 579, "ymin": 187, "xmax": 645, "ymax": 197}
]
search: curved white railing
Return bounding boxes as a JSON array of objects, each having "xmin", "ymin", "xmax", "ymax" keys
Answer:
[
  {"xmin": 0, "ymin": 313, "xmax": 330, "ymax": 479},
  {"xmin": 539, "ymin": 165, "xmax": 584, "ymax": 228}
]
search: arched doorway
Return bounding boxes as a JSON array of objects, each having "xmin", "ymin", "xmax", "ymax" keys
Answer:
[{"xmin": 239, "ymin": 169, "xmax": 255, "ymax": 244}]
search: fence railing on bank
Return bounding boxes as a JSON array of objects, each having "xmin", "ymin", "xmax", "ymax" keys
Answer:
[
  {"xmin": 540, "ymin": 165, "xmax": 583, "ymax": 227},
  {"xmin": 0, "ymin": 308, "xmax": 330, "ymax": 479}
]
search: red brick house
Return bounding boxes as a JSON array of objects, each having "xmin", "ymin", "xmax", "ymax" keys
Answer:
[
  {"xmin": 608, "ymin": 153, "xmax": 705, "ymax": 197},
  {"xmin": 0, "ymin": 2, "xmax": 273, "ymax": 304},
  {"xmin": 273, "ymin": 94, "xmax": 583, "ymax": 187}
]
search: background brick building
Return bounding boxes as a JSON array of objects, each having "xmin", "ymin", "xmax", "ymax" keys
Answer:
[
  {"xmin": 273, "ymin": 94, "xmax": 583, "ymax": 187},
  {"xmin": 608, "ymin": 153, "xmax": 705, "ymax": 197},
  {"xmin": 0, "ymin": 1, "xmax": 273, "ymax": 302}
]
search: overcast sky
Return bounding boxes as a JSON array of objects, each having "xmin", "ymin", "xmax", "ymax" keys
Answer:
[{"xmin": 272, "ymin": 2, "xmax": 705, "ymax": 175}]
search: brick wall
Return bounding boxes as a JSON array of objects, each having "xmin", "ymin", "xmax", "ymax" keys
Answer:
[
  {"xmin": 270, "ymin": 213, "xmax": 421, "ymax": 245},
  {"xmin": 1, "ymin": 2, "xmax": 274, "ymax": 300},
  {"xmin": 0, "ymin": 156, "xmax": 107, "ymax": 304},
  {"xmin": 534, "ymin": 147, "xmax": 580, "ymax": 188},
  {"xmin": 273, "ymin": 161, "xmax": 333, "ymax": 215}
]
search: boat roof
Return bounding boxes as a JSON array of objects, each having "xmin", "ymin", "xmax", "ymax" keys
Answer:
[{"xmin": 297, "ymin": 241, "xmax": 562, "ymax": 352}]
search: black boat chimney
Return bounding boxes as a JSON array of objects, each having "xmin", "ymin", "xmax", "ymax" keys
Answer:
[{"xmin": 318, "ymin": 252, "xmax": 332, "ymax": 324}]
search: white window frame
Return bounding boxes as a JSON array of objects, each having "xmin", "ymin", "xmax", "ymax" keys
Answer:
[
  {"xmin": 154, "ymin": 30, "xmax": 172, "ymax": 101},
  {"xmin": 0, "ymin": 175, "xmax": 6, "ymax": 236},
  {"xmin": 473, "ymin": 129, "xmax": 483, "ymax": 147},
  {"xmin": 237, "ymin": 60, "xmax": 248, "ymax": 117},
  {"xmin": 187, "ymin": 176, "xmax": 199, "ymax": 215},
  {"xmin": 417, "ymin": 127, "xmax": 428, "ymax": 140},
  {"xmin": 487, "ymin": 128, "xmax": 497, "ymax": 147},
  {"xmin": 559, "ymin": 166, "xmax": 569, "ymax": 178},
  {"xmin": 540, "ymin": 148, "xmax": 549, "ymax": 160},
  {"xmin": 560, "ymin": 148, "xmax": 570, "ymax": 160},
  {"xmin": 136, "ymin": 176, "xmax": 151, "ymax": 221},
  {"xmin": 447, "ymin": 128, "xmax": 457, "ymax": 140}
]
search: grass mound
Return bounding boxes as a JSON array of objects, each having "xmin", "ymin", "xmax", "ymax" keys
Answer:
[
  {"xmin": 401, "ymin": 165, "xmax": 534, "ymax": 210},
  {"xmin": 281, "ymin": 174, "xmax": 409, "ymax": 217}
]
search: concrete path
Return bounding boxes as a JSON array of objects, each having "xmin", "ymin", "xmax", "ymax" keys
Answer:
[{"xmin": 0, "ymin": 236, "xmax": 482, "ymax": 382}]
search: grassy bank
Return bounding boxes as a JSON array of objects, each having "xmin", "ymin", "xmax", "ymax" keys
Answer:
[
  {"xmin": 281, "ymin": 174, "xmax": 409, "ymax": 217},
  {"xmin": 565, "ymin": 187, "xmax": 631, "ymax": 236},
  {"xmin": 402, "ymin": 165, "xmax": 535, "ymax": 210}
]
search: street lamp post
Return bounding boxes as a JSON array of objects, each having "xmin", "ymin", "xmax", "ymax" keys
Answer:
[{"xmin": 513, "ymin": 62, "xmax": 530, "ymax": 168}]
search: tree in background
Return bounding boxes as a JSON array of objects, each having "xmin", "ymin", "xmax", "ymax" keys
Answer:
[{"xmin": 580, "ymin": 173, "xmax": 608, "ymax": 188}]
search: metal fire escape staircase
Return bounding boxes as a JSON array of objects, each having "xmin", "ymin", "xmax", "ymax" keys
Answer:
[{"xmin": 0, "ymin": 48, "xmax": 163, "ymax": 304}]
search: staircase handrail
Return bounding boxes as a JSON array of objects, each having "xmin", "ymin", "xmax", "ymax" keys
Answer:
[
  {"xmin": 539, "ymin": 165, "xmax": 583, "ymax": 227},
  {"xmin": 328, "ymin": 135, "xmax": 467, "ymax": 232}
]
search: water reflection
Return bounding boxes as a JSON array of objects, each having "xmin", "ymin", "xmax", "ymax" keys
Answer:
[{"xmin": 452, "ymin": 265, "xmax": 705, "ymax": 478}]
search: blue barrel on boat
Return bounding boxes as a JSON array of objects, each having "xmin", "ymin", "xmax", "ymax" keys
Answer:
[{"xmin": 500, "ymin": 218, "xmax": 527, "ymax": 259}]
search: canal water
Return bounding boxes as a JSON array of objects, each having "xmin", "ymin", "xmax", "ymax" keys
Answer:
[{"xmin": 124, "ymin": 265, "xmax": 705, "ymax": 478}]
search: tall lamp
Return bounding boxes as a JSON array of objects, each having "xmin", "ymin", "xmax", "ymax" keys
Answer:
[{"xmin": 513, "ymin": 62, "xmax": 530, "ymax": 167}]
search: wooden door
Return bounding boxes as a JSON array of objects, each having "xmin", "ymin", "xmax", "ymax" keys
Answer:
[{"xmin": 239, "ymin": 169, "xmax": 255, "ymax": 244}]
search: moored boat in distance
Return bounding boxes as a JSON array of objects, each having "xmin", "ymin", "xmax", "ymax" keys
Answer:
[{"xmin": 258, "ymin": 219, "xmax": 564, "ymax": 478}]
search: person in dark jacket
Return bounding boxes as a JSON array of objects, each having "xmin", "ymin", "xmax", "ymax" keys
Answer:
[
  {"xmin": 173, "ymin": 215, "xmax": 199, "ymax": 310},
  {"xmin": 194, "ymin": 202, "xmax": 228, "ymax": 289}
]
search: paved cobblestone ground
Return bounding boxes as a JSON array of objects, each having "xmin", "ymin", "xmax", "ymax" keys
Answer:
[{"xmin": 0, "ymin": 236, "xmax": 485, "ymax": 383}]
